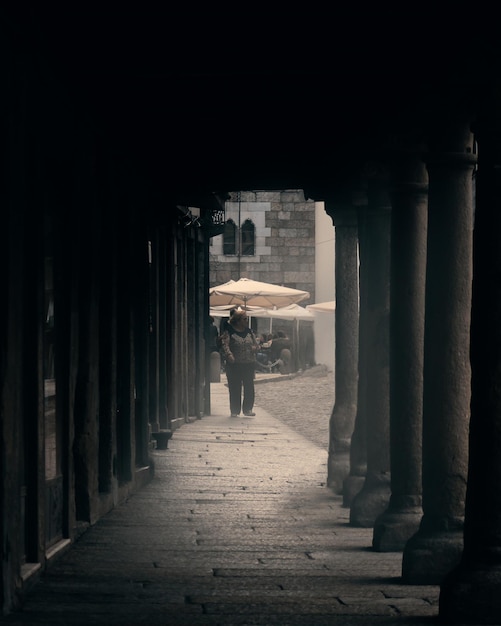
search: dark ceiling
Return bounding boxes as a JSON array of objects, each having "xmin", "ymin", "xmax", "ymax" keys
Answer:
[{"xmin": 5, "ymin": 5, "xmax": 498, "ymax": 199}]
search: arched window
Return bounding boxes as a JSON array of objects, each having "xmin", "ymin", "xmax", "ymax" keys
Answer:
[
  {"xmin": 241, "ymin": 219, "xmax": 255, "ymax": 256},
  {"xmin": 223, "ymin": 219, "xmax": 237, "ymax": 255}
]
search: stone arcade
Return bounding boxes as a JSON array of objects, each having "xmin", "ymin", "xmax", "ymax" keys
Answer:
[{"xmin": 3, "ymin": 5, "xmax": 501, "ymax": 624}]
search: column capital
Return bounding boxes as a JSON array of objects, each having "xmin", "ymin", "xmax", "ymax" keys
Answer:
[
  {"xmin": 389, "ymin": 152, "xmax": 429, "ymax": 199},
  {"xmin": 424, "ymin": 118, "xmax": 477, "ymax": 170},
  {"xmin": 424, "ymin": 151, "xmax": 477, "ymax": 169},
  {"xmin": 366, "ymin": 176, "xmax": 392, "ymax": 213}
]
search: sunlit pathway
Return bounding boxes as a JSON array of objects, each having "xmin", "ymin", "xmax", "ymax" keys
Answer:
[{"xmin": 4, "ymin": 382, "xmax": 441, "ymax": 625}]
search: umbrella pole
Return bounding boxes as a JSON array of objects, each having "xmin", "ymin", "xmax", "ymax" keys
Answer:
[{"xmin": 269, "ymin": 305, "xmax": 277, "ymax": 335}]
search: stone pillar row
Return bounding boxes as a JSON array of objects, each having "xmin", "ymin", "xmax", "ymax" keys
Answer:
[{"xmin": 330, "ymin": 119, "xmax": 477, "ymax": 590}]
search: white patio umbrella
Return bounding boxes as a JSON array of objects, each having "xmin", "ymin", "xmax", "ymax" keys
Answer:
[
  {"xmin": 209, "ymin": 277, "xmax": 310, "ymax": 309},
  {"xmin": 211, "ymin": 303, "xmax": 313, "ymax": 323},
  {"xmin": 209, "ymin": 304, "xmax": 266, "ymax": 318},
  {"xmin": 250, "ymin": 303, "xmax": 314, "ymax": 328},
  {"xmin": 267, "ymin": 303, "xmax": 315, "ymax": 321},
  {"xmin": 306, "ymin": 300, "xmax": 336, "ymax": 313}
]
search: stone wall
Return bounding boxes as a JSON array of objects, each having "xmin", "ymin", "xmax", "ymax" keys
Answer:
[{"xmin": 209, "ymin": 189, "xmax": 315, "ymax": 302}]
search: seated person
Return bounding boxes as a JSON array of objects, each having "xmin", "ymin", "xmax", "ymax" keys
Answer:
[
  {"xmin": 259, "ymin": 333, "xmax": 273, "ymax": 348},
  {"xmin": 256, "ymin": 333, "xmax": 273, "ymax": 369},
  {"xmin": 269, "ymin": 330, "xmax": 291, "ymax": 363}
]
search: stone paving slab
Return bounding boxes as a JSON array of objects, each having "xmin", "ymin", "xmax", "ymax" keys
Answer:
[{"xmin": 1, "ymin": 375, "xmax": 457, "ymax": 626}]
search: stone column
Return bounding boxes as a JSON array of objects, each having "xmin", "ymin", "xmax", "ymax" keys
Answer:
[
  {"xmin": 439, "ymin": 108, "xmax": 501, "ymax": 623},
  {"xmin": 324, "ymin": 203, "xmax": 359, "ymax": 493},
  {"xmin": 373, "ymin": 153, "xmax": 428, "ymax": 551},
  {"xmin": 148, "ymin": 229, "xmax": 161, "ymax": 433},
  {"xmin": 343, "ymin": 196, "xmax": 368, "ymax": 507},
  {"xmin": 402, "ymin": 119, "xmax": 476, "ymax": 584},
  {"xmin": 350, "ymin": 176, "xmax": 392, "ymax": 527}
]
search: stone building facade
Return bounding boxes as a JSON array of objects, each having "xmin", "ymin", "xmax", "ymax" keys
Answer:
[{"xmin": 209, "ymin": 189, "xmax": 316, "ymax": 304}]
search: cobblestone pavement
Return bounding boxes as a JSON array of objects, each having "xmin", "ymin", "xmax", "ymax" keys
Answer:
[
  {"xmin": 0, "ymin": 376, "xmax": 439, "ymax": 626},
  {"xmin": 254, "ymin": 366, "xmax": 334, "ymax": 451},
  {"xmin": 3, "ymin": 369, "xmax": 450, "ymax": 626}
]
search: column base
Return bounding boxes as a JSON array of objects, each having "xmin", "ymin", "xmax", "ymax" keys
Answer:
[
  {"xmin": 327, "ymin": 451, "xmax": 350, "ymax": 494},
  {"xmin": 343, "ymin": 475, "xmax": 365, "ymax": 508},
  {"xmin": 151, "ymin": 429, "xmax": 172, "ymax": 450},
  {"xmin": 402, "ymin": 529, "xmax": 463, "ymax": 585},
  {"xmin": 372, "ymin": 507, "xmax": 422, "ymax": 552},
  {"xmin": 440, "ymin": 562, "xmax": 501, "ymax": 624},
  {"xmin": 349, "ymin": 479, "xmax": 391, "ymax": 528}
]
